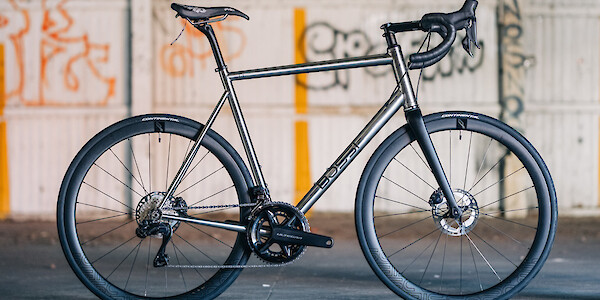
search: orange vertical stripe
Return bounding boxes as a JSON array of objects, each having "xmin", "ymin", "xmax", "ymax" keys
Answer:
[
  {"xmin": 295, "ymin": 121, "xmax": 311, "ymax": 205},
  {"xmin": 0, "ymin": 43, "xmax": 10, "ymax": 219},
  {"xmin": 294, "ymin": 8, "xmax": 307, "ymax": 114},
  {"xmin": 293, "ymin": 8, "xmax": 311, "ymax": 209}
]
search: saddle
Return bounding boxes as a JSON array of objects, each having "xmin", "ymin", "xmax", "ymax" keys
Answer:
[{"xmin": 171, "ymin": 3, "xmax": 249, "ymax": 21}]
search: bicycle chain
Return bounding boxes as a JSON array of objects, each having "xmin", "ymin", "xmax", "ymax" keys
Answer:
[
  {"xmin": 166, "ymin": 260, "xmax": 295, "ymax": 269},
  {"xmin": 172, "ymin": 202, "xmax": 257, "ymax": 211},
  {"xmin": 166, "ymin": 202, "xmax": 297, "ymax": 269}
]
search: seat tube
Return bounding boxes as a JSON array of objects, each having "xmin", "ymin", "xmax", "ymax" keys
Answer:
[
  {"xmin": 220, "ymin": 69, "xmax": 268, "ymax": 189},
  {"xmin": 197, "ymin": 23, "xmax": 269, "ymax": 189}
]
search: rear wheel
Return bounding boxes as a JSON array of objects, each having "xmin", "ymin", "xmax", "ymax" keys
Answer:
[
  {"xmin": 57, "ymin": 114, "xmax": 253, "ymax": 299},
  {"xmin": 356, "ymin": 112, "xmax": 557, "ymax": 299}
]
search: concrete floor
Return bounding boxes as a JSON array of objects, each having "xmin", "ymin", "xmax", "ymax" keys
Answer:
[{"xmin": 0, "ymin": 216, "xmax": 598, "ymax": 299}]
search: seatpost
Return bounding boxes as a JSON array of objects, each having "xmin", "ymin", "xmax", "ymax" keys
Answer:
[{"xmin": 196, "ymin": 24, "xmax": 227, "ymax": 71}]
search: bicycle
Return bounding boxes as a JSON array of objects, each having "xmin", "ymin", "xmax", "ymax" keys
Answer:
[{"xmin": 57, "ymin": 1, "xmax": 557, "ymax": 299}]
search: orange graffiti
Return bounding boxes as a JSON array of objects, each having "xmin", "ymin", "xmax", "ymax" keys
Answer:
[
  {"xmin": 2, "ymin": 0, "xmax": 115, "ymax": 107},
  {"xmin": 160, "ymin": 19, "xmax": 246, "ymax": 77}
]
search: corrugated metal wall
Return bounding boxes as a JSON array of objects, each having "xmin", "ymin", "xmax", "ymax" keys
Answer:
[
  {"xmin": 0, "ymin": 0, "xmax": 598, "ymax": 218},
  {"xmin": 522, "ymin": 0, "xmax": 600, "ymax": 211},
  {"xmin": 0, "ymin": 0, "xmax": 128, "ymax": 217}
]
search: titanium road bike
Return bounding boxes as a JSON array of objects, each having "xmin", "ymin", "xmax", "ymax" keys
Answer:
[{"xmin": 57, "ymin": 1, "xmax": 557, "ymax": 299}]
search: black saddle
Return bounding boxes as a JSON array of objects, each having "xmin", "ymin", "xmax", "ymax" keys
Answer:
[{"xmin": 171, "ymin": 3, "xmax": 249, "ymax": 21}]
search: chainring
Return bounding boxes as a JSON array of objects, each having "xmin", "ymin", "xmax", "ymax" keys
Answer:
[{"xmin": 247, "ymin": 202, "xmax": 309, "ymax": 263}]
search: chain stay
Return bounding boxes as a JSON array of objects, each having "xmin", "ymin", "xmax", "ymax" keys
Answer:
[{"xmin": 167, "ymin": 201, "xmax": 285, "ymax": 269}]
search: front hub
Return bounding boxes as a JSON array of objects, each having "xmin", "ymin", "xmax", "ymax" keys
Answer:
[{"xmin": 430, "ymin": 188, "xmax": 479, "ymax": 236}]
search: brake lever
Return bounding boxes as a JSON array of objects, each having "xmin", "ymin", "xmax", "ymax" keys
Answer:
[{"xmin": 461, "ymin": 18, "xmax": 480, "ymax": 57}]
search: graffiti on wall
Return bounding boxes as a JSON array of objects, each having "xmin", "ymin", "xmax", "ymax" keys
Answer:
[
  {"xmin": 297, "ymin": 22, "xmax": 485, "ymax": 91},
  {"xmin": 0, "ymin": 0, "xmax": 116, "ymax": 107},
  {"xmin": 499, "ymin": 0, "xmax": 525, "ymax": 129},
  {"xmin": 160, "ymin": 19, "xmax": 246, "ymax": 77}
]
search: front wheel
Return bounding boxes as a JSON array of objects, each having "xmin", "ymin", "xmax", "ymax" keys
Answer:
[
  {"xmin": 57, "ymin": 114, "xmax": 254, "ymax": 299},
  {"xmin": 356, "ymin": 112, "xmax": 557, "ymax": 299}
]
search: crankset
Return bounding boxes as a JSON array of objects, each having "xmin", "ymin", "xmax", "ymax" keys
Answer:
[{"xmin": 247, "ymin": 202, "xmax": 333, "ymax": 263}]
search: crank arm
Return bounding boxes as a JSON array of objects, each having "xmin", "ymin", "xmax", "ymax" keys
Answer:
[{"xmin": 271, "ymin": 227, "xmax": 334, "ymax": 248}]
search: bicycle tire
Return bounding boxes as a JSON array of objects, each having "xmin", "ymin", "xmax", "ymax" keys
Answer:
[
  {"xmin": 57, "ymin": 114, "xmax": 253, "ymax": 299},
  {"xmin": 356, "ymin": 111, "xmax": 557, "ymax": 299}
]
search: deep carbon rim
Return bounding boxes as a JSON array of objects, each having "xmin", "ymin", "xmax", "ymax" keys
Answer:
[
  {"xmin": 356, "ymin": 112, "xmax": 556, "ymax": 299},
  {"xmin": 58, "ymin": 115, "xmax": 252, "ymax": 299}
]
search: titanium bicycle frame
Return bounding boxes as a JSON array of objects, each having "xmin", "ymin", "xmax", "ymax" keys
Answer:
[{"xmin": 160, "ymin": 23, "xmax": 461, "ymax": 232}]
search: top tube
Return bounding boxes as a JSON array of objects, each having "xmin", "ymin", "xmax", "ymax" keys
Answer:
[{"xmin": 228, "ymin": 54, "xmax": 393, "ymax": 81}]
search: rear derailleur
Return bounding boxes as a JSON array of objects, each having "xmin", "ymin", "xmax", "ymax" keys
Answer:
[{"xmin": 134, "ymin": 192, "xmax": 188, "ymax": 267}]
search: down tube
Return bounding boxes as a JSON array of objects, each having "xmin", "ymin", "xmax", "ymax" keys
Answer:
[{"xmin": 297, "ymin": 88, "xmax": 405, "ymax": 214}]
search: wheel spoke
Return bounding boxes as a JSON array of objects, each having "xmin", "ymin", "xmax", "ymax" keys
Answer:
[
  {"xmin": 463, "ymin": 131, "xmax": 473, "ymax": 191},
  {"xmin": 93, "ymin": 163, "xmax": 144, "ymax": 198},
  {"xmin": 76, "ymin": 213, "xmax": 129, "ymax": 225},
  {"xmin": 181, "ymin": 151, "xmax": 210, "ymax": 183},
  {"xmin": 172, "ymin": 241, "xmax": 206, "ymax": 280},
  {"xmin": 468, "ymin": 234, "xmax": 484, "ymax": 291},
  {"xmin": 110, "ymin": 148, "xmax": 148, "ymax": 195},
  {"xmin": 171, "ymin": 242, "xmax": 188, "ymax": 291},
  {"xmin": 418, "ymin": 231, "xmax": 443, "ymax": 285},
  {"xmin": 377, "ymin": 215, "xmax": 431, "ymax": 239},
  {"xmin": 188, "ymin": 185, "xmax": 235, "ymax": 207},
  {"xmin": 382, "ymin": 175, "xmax": 429, "ymax": 203},
  {"xmin": 175, "ymin": 166, "xmax": 225, "ymax": 196},
  {"xmin": 400, "ymin": 231, "xmax": 439, "ymax": 274},
  {"xmin": 480, "ymin": 213, "xmax": 537, "ymax": 230},
  {"xmin": 81, "ymin": 219, "xmax": 135, "ymax": 245},
  {"xmin": 478, "ymin": 219, "xmax": 528, "ymax": 249},
  {"xmin": 185, "ymin": 223, "xmax": 234, "ymax": 248},
  {"xmin": 469, "ymin": 137, "xmax": 493, "ymax": 191},
  {"xmin": 472, "ymin": 166, "xmax": 525, "ymax": 197},
  {"xmin": 76, "ymin": 202, "xmax": 128, "ymax": 215},
  {"xmin": 106, "ymin": 238, "xmax": 143, "ymax": 279},
  {"xmin": 410, "ymin": 143, "xmax": 432, "ymax": 172},
  {"xmin": 484, "ymin": 206, "xmax": 539, "ymax": 215},
  {"xmin": 388, "ymin": 227, "xmax": 439, "ymax": 258},
  {"xmin": 148, "ymin": 134, "xmax": 152, "ymax": 193},
  {"xmin": 91, "ymin": 235, "xmax": 138, "ymax": 264},
  {"xmin": 471, "ymin": 231, "xmax": 518, "ymax": 267},
  {"xmin": 174, "ymin": 232, "xmax": 221, "ymax": 265},
  {"xmin": 375, "ymin": 195, "xmax": 430, "ymax": 211},
  {"xmin": 82, "ymin": 181, "xmax": 134, "ymax": 211},
  {"xmin": 165, "ymin": 134, "xmax": 172, "ymax": 190},
  {"xmin": 125, "ymin": 239, "xmax": 143, "ymax": 290},
  {"xmin": 468, "ymin": 151, "xmax": 509, "ymax": 193},
  {"xmin": 393, "ymin": 158, "xmax": 436, "ymax": 191},
  {"xmin": 465, "ymin": 233, "xmax": 501, "ymax": 281},
  {"xmin": 479, "ymin": 185, "xmax": 534, "ymax": 209},
  {"xmin": 374, "ymin": 209, "xmax": 429, "ymax": 218},
  {"xmin": 129, "ymin": 138, "xmax": 147, "ymax": 195}
]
